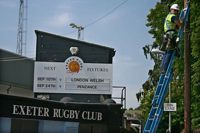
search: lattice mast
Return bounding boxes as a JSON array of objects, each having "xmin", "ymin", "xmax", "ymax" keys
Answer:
[{"xmin": 16, "ymin": 0, "xmax": 28, "ymax": 56}]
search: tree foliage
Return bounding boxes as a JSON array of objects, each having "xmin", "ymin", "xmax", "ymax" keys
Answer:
[
  {"xmin": 136, "ymin": 0, "xmax": 200, "ymax": 132},
  {"xmin": 190, "ymin": 0, "xmax": 200, "ymax": 129}
]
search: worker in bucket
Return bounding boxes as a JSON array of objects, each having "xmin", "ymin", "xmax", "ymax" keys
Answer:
[{"xmin": 152, "ymin": 4, "xmax": 182, "ymax": 73}]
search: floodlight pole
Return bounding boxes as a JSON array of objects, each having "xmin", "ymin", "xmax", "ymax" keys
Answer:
[{"xmin": 69, "ymin": 23, "xmax": 84, "ymax": 40}]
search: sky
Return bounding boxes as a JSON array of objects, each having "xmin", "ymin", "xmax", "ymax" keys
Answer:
[{"xmin": 0, "ymin": 0, "xmax": 158, "ymax": 109}]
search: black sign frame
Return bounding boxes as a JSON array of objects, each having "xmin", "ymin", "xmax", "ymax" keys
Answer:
[{"xmin": 0, "ymin": 94, "xmax": 122, "ymax": 123}]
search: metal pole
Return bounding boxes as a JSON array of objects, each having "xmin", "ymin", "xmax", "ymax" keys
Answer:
[
  {"xmin": 169, "ymin": 84, "xmax": 171, "ymax": 133},
  {"xmin": 183, "ymin": 0, "xmax": 191, "ymax": 132},
  {"xmin": 78, "ymin": 28, "xmax": 81, "ymax": 40},
  {"xmin": 124, "ymin": 87, "xmax": 126, "ymax": 109},
  {"xmin": 69, "ymin": 23, "xmax": 84, "ymax": 40},
  {"xmin": 139, "ymin": 124, "xmax": 141, "ymax": 133}
]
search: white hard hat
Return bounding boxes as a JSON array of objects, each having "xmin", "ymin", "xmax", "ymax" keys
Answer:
[{"xmin": 170, "ymin": 4, "xmax": 179, "ymax": 11}]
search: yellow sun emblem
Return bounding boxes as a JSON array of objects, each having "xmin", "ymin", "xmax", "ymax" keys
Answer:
[
  {"xmin": 68, "ymin": 60, "xmax": 80, "ymax": 73},
  {"xmin": 65, "ymin": 56, "xmax": 83, "ymax": 73}
]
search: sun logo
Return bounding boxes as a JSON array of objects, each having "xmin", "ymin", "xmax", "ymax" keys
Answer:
[{"xmin": 65, "ymin": 56, "xmax": 83, "ymax": 73}]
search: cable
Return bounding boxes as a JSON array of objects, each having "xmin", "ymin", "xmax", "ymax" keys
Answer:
[
  {"xmin": 84, "ymin": 0, "xmax": 129, "ymax": 28},
  {"xmin": 66, "ymin": 0, "xmax": 129, "ymax": 35}
]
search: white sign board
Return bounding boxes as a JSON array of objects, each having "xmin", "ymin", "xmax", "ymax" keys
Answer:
[
  {"xmin": 34, "ymin": 56, "xmax": 113, "ymax": 94},
  {"xmin": 164, "ymin": 103, "xmax": 177, "ymax": 112}
]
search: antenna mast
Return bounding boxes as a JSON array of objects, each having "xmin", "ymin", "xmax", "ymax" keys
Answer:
[{"xmin": 16, "ymin": 0, "xmax": 28, "ymax": 56}]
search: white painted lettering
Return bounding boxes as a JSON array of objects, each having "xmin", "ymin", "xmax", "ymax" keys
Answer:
[
  {"xmin": 97, "ymin": 112, "xmax": 103, "ymax": 121},
  {"xmin": 12, "ymin": 104, "xmax": 49, "ymax": 117},
  {"xmin": 81, "ymin": 111, "xmax": 102, "ymax": 121},
  {"xmin": 12, "ymin": 105, "xmax": 102, "ymax": 121},
  {"xmin": 19, "ymin": 105, "xmax": 26, "ymax": 115},
  {"xmin": 82, "ymin": 111, "xmax": 87, "ymax": 120},
  {"xmin": 12, "ymin": 105, "xmax": 19, "ymax": 115},
  {"xmin": 43, "ymin": 108, "xmax": 49, "ymax": 117},
  {"xmin": 69, "ymin": 110, "xmax": 75, "ymax": 119},
  {"xmin": 53, "ymin": 108, "xmax": 59, "ymax": 118},
  {"xmin": 32, "ymin": 106, "xmax": 37, "ymax": 116},
  {"xmin": 26, "ymin": 106, "xmax": 32, "ymax": 116},
  {"xmin": 38, "ymin": 107, "xmax": 44, "ymax": 116},
  {"xmin": 74, "ymin": 111, "xmax": 80, "ymax": 119}
]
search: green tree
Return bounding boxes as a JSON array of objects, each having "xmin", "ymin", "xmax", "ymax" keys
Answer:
[
  {"xmin": 137, "ymin": 0, "xmax": 200, "ymax": 132},
  {"xmin": 190, "ymin": 0, "xmax": 200, "ymax": 129}
]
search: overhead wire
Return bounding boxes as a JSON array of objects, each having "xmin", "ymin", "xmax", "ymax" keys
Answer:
[
  {"xmin": 66, "ymin": 0, "xmax": 129, "ymax": 35},
  {"xmin": 84, "ymin": 0, "xmax": 129, "ymax": 28}
]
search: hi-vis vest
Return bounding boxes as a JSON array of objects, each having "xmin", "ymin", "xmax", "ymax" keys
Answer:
[{"xmin": 164, "ymin": 13, "xmax": 176, "ymax": 32}]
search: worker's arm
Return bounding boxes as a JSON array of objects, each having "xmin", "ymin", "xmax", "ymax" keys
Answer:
[
  {"xmin": 175, "ymin": 19, "xmax": 182, "ymax": 28},
  {"xmin": 172, "ymin": 16, "xmax": 182, "ymax": 29}
]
